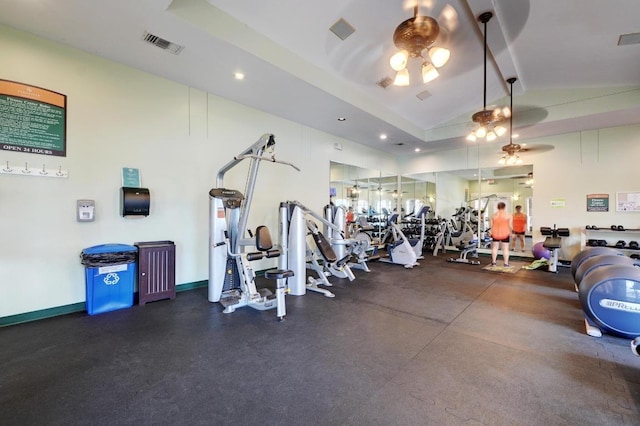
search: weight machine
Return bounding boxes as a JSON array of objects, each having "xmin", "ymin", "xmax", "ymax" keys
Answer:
[
  {"xmin": 208, "ymin": 134, "xmax": 298, "ymax": 320},
  {"xmin": 278, "ymin": 201, "xmax": 356, "ymax": 298},
  {"xmin": 432, "ymin": 213, "xmax": 475, "ymax": 256},
  {"xmin": 324, "ymin": 204, "xmax": 378, "ymax": 272}
]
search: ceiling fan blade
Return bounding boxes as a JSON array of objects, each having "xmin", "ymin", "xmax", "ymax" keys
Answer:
[
  {"xmin": 437, "ymin": 4, "xmax": 459, "ymax": 33},
  {"xmin": 519, "ymin": 144, "xmax": 555, "ymax": 154}
]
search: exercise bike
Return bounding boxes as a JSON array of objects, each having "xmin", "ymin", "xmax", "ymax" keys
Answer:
[{"xmin": 378, "ymin": 213, "xmax": 419, "ymax": 268}]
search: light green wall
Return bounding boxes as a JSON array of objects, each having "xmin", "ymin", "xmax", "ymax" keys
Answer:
[
  {"xmin": 435, "ymin": 172, "xmax": 468, "ymax": 218},
  {"xmin": 0, "ymin": 25, "xmax": 397, "ymax": 318}
]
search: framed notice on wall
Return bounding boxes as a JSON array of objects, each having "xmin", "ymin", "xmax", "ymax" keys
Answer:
[
  {"xmin": 0, "ymin": 79, "xmax": 67, "ymax": 157},
  {"xmin": 586, "ymin": 194, "xmax": 609, "ymax": 212},
  {"xmin": 616, "ymin": 192, "xmax": 640, "ymax": 212}
]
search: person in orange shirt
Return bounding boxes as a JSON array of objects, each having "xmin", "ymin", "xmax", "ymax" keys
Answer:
[
  {"xmin": 345, "ymin": 206, "xmax": 355, "ymax": 238},
  {"xmin": 511, "ymin": 205, "xmax": 527, "ymax": 252},
  {"xmin": 491, "ymin": 202, "xmax": 513, "ymax": 267}
]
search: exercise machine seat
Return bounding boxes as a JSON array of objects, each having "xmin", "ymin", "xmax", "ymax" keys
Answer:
[
  {"xmin": 543, "ymin": 237, "xmax": 562, "ymax": 249},
  {"xmin": 264, "ymin": 269, "xmax": 294, "ymax": 280},
  {"xmin": 312, "ymin": 231, "xmax": 338, "ymax": 263}
]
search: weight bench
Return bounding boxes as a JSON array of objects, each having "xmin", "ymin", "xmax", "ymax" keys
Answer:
[{"xmin": 540, "ymin": 225, "xmax": 570, "ymax": 273}]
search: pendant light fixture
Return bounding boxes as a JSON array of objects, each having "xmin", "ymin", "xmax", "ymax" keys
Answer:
[
  {"xmin": 467, "ymin": 12, "xmax": 509, "ymax": 142},
  {"xmin": 389, "ymin": 5, "xmax": 450, "ymax": 86}
]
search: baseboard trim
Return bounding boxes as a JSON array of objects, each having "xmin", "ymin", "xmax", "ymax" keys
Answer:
[
  {"xmin": 0, "ymin": 279, "xmax": 210, "ymax": 327},
  {"xmin": 176, "ymin": 280, "xmax": 208, "ymax": 292}
]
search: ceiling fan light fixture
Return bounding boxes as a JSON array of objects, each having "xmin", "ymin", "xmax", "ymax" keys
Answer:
[
  {"xmin": 394, "ymin": 68, "xmax": 410, "ymax": 86},
  {"xmin": 486, "ymin": 131, "xmax": 497, "ymax": 141},
  {"xmin": 390, "ymin": 50, "xmax": 409, "ymax": 71},
  {"xmin": 476, "ymin": 126, "xmax": 487, "ymax": 138},
  {"xmin": 495, "ymin": 125, "xmax": 507, "ymax": 137},
  {"xmin": 428, "ymin": 47, "xmax": 450, "ymax": 68},
  {"xmin": 421, "ymin": 63, "xmax": 439, "ymax": 83},
  {"xmin": 466, "ymin": 132, "xmax": 477, "ymax": 142},
  {"xmin": 389, "ymin": 5, "xmax": 448, "ymax": 87}
]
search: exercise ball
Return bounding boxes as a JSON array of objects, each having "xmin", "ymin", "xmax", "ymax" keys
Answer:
[{"xmin": 532, "ymin": 242, "xmax": 551, "ymax": 260}]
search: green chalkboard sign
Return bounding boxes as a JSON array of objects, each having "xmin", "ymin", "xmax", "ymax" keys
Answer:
[
  {"xmin": 0, "ymin": 80, "xmax": 67, "ymax": 157},
  {"xmin": 587, "ymin": 193, "xmax": 609, "ymax": 212}
]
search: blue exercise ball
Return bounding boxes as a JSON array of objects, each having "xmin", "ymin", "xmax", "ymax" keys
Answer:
[{"xmin": 532, "ymin": 242, "xmax": 551, "ymax": 260}]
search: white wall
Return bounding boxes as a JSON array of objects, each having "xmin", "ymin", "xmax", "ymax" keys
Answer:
[
  {"xmin": 0, "ymin": 25, "xmax": 397, "ymax": 318},
  {"xmin": 434, "ymin": 172, "xmax": 468, "ymax": 218}
]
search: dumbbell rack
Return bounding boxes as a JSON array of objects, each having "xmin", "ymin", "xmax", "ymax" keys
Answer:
[{"xmin": 582, "ymin": 226, "xmax": 640, "ymax": 253}]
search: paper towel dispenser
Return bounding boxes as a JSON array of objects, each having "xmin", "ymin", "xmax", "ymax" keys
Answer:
[{"xmin": 121, "ymin": 187, "xmax": 150, "ymax": 217}]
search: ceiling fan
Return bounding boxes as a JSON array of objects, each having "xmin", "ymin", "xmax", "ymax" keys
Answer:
[
  {"xmin": 386, "ymin": 189, "xmax": 408, "ymax": 198},
  {"xmin": 498, "ymin": 77, "xmax": 553, "ymax": 164}
]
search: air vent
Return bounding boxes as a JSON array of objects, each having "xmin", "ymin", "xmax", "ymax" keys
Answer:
[
  {"xmin": 377, "ymin": 77, "xmax": 393, "ymax": 89},
  {"xmin": 618, "ymin": 32, "xmax": 640, "ymax": 46},
  {"xmin": 416, "ymin": 90, "xmax": 431, "ymax": 101},
  {"xmin": 142, "ymin": 31, "xmax": 184, "ymax": 55},
  {"xmin": 330, "ymin": 18, "xmax": 356, "ymax": 40}
]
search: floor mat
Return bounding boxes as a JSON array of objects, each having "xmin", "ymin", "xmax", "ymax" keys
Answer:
[{"xmin": 482, "ymin": 263, "xmax": 522, "ymax": 273}]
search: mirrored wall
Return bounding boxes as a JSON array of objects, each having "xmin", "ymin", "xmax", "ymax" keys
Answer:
[
  {"xmin": 330, "ymin": 162, "xmax": 395, "ymax": 218},
  {"xmin": 330, "ymin": 162, "xmax": 437, "ymax": 221},
  {"xmin": 404, "ymin": 164, "xmax": 534, "ymax": 252},
  {"xmin": 330, "ymin": 160, "xmax": 534, "ymax": 252}
]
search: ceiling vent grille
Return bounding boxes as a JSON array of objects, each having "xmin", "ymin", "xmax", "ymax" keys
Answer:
[
  {"xmin": 330, "ymin": 18, "xmax": 356, "ymax": 40},
  {"xmin": 377, "ymin": 77, "xmax": 393, "ymax": 89},
  {"xmin": 618, "ymin": 32, "xmax": 640, "ymax": 46},
  {"xmin": 416, "ymin": 90, "xmax": 432, "ymax": 101},
  {"xmin": 142, "ymin": 31, "xmax": 184, "ymax": 54}
]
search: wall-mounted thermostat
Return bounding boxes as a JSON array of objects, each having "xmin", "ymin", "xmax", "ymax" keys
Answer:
[{"xmin": 77, "ymin": 199, "xmax": 95, "ymax": 222}]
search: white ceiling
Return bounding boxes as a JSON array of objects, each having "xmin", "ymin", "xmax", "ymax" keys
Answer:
[{"xmin": 1, "ymin": 0, "xmax": 639, "ymax": 155}]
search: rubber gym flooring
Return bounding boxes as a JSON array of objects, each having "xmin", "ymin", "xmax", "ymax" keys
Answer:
[{"xmin": 2, "ymin": 254, "xmax": 640, "ymax": 425}]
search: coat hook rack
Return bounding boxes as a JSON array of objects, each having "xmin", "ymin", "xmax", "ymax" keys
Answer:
[{"xmin": 0, "ymin": 160, "xmax": 68, "ymax": 178}]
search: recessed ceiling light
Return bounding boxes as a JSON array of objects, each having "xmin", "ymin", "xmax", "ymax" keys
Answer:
[
  {"xmin": 337, "ymin": 117, "xmax": 346, "ymax": 121},
  {"xmin": 234, "ymin": 72, "xmax": 245, "ymax": 80},
  {"xmin": 414, "ymin": 148, "xmax": 420, "ymax": 152},
  {"xmin": 380, "ymin": 134, "xmax": 387, "ymax": 140}
]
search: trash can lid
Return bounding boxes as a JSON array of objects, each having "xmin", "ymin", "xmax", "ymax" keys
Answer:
[{"xmin": 82, "ymin": 243, "xmax": 138, "ymax": 254}]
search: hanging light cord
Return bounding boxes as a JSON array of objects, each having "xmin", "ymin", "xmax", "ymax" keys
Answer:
[
  {"xmin": 509, "ymin": 79, "xmax": 513, "ymax": 144},
  {"xmin": 483, "ymin": 17, "xmax": 488, "ymax": 110}
]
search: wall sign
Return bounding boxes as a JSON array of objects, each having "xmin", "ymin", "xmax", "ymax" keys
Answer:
[
  {"xmin": 616, "ymin": 192, "xmax": 640, "ymax": 212},
  {"xmin": 0, "ymin": 80, "xmax": 67, "ymax": 157},
  {"xmin": 122, "ymin": 167, "xmax": 141, "ymax": 188},
  {"xmin": 587, "ymin": 193, "xmax": 609, "ymax": 212},
  {"xmin": 550, "ymin": 198, "xmax": 566, "ymax": 208}
]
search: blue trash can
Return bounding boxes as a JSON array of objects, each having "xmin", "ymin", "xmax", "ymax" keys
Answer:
[{"xmin": 81, "ymin": 244, "xmax": 137, "ymax": 315}]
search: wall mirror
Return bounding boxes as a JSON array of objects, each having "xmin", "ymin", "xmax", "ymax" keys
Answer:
[
  {"xmin": 330, "ymin": 161, "xmax": 396, "ymax": 214},
  {"xmin": 404, "ymin": 164, "xmax": 534, "ymax": 253}
]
